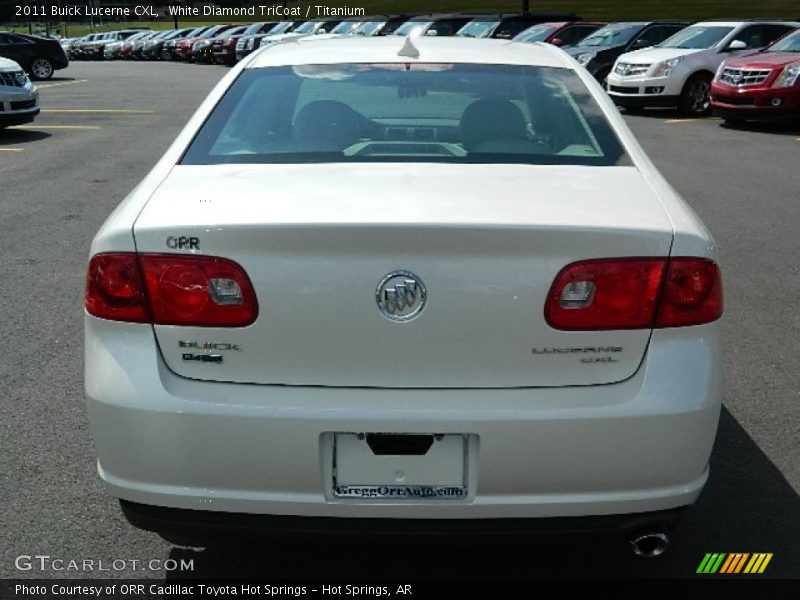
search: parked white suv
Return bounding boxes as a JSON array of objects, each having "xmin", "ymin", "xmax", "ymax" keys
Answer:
[
  {"xmin": 607, "ymin": 21, "xmax": 799, "ymax": 115},
  {"xmin": 0, "ymin": 57, "xmax": 39, "ymax": 128}
]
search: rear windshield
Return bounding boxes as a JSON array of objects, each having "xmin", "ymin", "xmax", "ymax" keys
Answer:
[{"xmin": 182, "ymin": 63, "xmax": 628, "ymax": 167}]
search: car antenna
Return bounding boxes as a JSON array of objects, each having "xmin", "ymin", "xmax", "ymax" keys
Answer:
[{"xmin": 397, "ymin": 36, "xmax": 420, "ymax": 59}]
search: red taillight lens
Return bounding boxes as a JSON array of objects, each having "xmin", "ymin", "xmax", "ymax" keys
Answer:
[
  {"xmin": 85, "ymin": 253, "xmax": 258, "ymax": 327},
  {"xmin": 85, "ymin": 253, "xmax": 149, "ymax": 322},
  {"xmin": 656, "ymin": 258, "xmax": 722, "ymax": 328},
  {"xmin": 545, "ymin": 257, "xmax": 722, "ymax": 331},
  {"xmin": 546, "ymin": 258, "xmax": 666, "ymax": 330}
]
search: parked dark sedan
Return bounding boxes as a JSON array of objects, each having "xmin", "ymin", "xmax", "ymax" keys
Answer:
[
  {"xmin": 194, "ymin": 26, "xmax": 247, "ymax": 64},
  {"xmin": 0, "ymin": 32, "xmax": 69, "ymax": 79},
  {"xmin": 235, "ymin": 21, "xmax": 301, "ymax": 62},
  {"xmin": 563, "ymin": 21, "xmax": 690, "ymax": 83},
  {"xmin": 456, "ymin": 12, "xmax": 584, "ymax": 40},
  {"xmin": 513, "ymin": 21, "xmax": 606, "ymax": 47},
  {"xmin": 215, "ymin": 22, "xmax": 276, "ymax": 65},
  {"xmin": 145, "ymin": 28, "xmax": 200, "ymax": 61}
]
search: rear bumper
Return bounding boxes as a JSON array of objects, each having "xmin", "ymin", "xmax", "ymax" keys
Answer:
[
  {"xmin": 86, "ymin": 317, "xmax": 721, "ymax": 521},
  {"xmin": 121, "ymin": 499, "xmax": 684, "ymax": 540}
]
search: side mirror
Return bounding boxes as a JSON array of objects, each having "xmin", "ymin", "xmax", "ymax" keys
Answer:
[
  {"xmin": 425, "ymin": 29, "xmax": 438, "ymax": 37},
  {"xmin": 550, "ymin": 38, "xmax": 564, "ymax": 47},
  {"xmin": 726, "ymin": 39, "xmax": 747, "ymax": 51},
  {"xmin": 631, "ymin": 38, "xmax": 652, "ymax": 49}
]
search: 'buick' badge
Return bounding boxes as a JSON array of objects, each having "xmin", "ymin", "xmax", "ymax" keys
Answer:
[{"xmin": 376, "ymin": 271, "xmax": 426, "ymax": 322}]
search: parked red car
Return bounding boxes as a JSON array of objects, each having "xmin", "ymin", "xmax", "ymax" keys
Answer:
[
  {"xmin": 711, "ymin": 28, "xmax": 800, "ymax": 123},
  {"xmin": 212, "ymin": 22, "xmax": 278, "ymax": 65},
  {"xmin": 513, "ymin": 21, "xmax": 606, "ymax": 47},
  {"xmin": 175, "ymin": 25, "xmax": 236, "ymax": 61}
]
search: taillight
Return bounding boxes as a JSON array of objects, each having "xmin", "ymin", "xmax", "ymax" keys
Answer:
[
  {"xmin": 545, "ymin": 257, "xmax": 721, "ymax": 331},
  {"xmin": 85, "ymin": 253, "xmax": 258, "ymax": 327},
  {"xmin": 655, "ymin": 258, "xmax": 722, "ymax": 328},
  {"xmin": 85, "ymin": 253, "xmax": 149, "ymax": 323}
]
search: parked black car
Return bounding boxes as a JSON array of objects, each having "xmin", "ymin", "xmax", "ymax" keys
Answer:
[
  {"xmin": 235, "ymin": 21, "xmax": 302, "ymax": 63},
  {"xmin": 0, "ymin": 32, "xmax": 69, "ymax": 79},
  {"xmin": 564, "ymin": 21, "xmax": 690, "ymax": 83},
  {"xmin": 141, "ymin": 29, "xmax": 194, "ymax": 60},
  {"xmin": 372, "ymin": 15, "xmax": 414, "ymax": 36},
  {"xmin": 490, "ymin": 12, "xmax": 584, "ymax": 39}
]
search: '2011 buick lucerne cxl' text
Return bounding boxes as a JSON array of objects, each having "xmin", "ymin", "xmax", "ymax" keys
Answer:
[{"xmin": 84, "ymin": 36, "xmax": 723, "ymax": 555}]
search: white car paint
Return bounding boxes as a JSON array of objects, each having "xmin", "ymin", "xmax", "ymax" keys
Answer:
[
  {"xmin": 85, "ymin": 37, "xmax": 721, "ymax": 526},
  {"xmin": 0, "ymin": 57, "xmax": 39, "ymax": 127},
  {"xmin": 607, "ymin": 21, "xmax": 800, "ymax": 108}
]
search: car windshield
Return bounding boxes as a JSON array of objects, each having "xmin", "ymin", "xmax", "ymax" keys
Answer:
[
  {"xmin": 331, "ymin": 21, "xmax": 360, "ymax": 35},
  {"xmin": 271, "ymin": 21, "xmax": 296, "ymax": 35},
  {"xmin": 353, "ymin": 21, "xmax": 387, "ymax": 36},
  {"xmin": 243, "ymin": 22, "xmax": 267, "ymax": 35},
  {"xmin": 577, "ymin": 23, "xmax": 644, "ymax": 47},
  {"xmin": 514, "ymin": 24, "xmax": 558, "ymax": 43},
  {"xmin": 457, "ymin": 21, "xmax": 500, "ymax": 38},
  {"xmin": 768, "ymin": 30, "xmax": 800, "ymax": 52},
  {"xmin": 392, "ymin": 21, "xmax": 432, "ymax": 36},
  {"xmin": 659, "ymin": 26, "xmax": 734, "ymax": 49},
  {"xmin": 293, "ymin": 21, "xmax": 320, "ymax": 35},
  {"xmin": 182, "ymin": 63, "xmax": 628, "ymax": 167}
]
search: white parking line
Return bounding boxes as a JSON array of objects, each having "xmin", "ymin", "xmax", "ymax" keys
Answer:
[
  {"xmin": 41, "ymin": 109, "xmax": 155, "ymax": 114},
  {"xmin": 664, "ymin": 117, "xmax": 720, "ymax": 124},
  {"xmin": 0, "ymin": 147, "xmax": 24, "ymax": 152},
  {"xmin": 36, "ymin": 79, "xmax": 89, "ymax": 89},
  {"xmin": 8, "ymin": 125, "xmax": 100, "ymax": 130}
]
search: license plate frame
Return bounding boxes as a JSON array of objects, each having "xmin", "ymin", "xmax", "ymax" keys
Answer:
[{"xmin": 332, "ymin": 433, "xmax": 469, "ymax": 501}]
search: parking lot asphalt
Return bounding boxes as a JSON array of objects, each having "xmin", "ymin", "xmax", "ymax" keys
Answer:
[{"xmin": 1, "ymin": 61, "xmax": 799, "ymax": 580}]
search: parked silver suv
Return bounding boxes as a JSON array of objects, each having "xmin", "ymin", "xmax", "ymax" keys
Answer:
[{"xmin": 0, "ymin": 57, "xmax": 38, "ymax": 127}]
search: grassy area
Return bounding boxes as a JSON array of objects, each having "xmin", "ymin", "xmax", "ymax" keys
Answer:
[{"xmin": 3, "ymin": 0, "xmax": 799, "ymax": 37}]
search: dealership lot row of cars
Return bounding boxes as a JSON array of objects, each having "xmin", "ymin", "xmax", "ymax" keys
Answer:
[{"xmin": 2, "ymin": 14, "xmax": 800, "ymax": 130}]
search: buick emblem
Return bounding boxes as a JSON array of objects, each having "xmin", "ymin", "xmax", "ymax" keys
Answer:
[{"xmin": 376, "ymin": 270, "xmax": 426, "ymax": 322}]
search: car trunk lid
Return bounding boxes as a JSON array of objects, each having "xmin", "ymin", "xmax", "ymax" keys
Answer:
[{"xmin": 133, "ymin": 163, "xmax": 673, "ymax": 388}]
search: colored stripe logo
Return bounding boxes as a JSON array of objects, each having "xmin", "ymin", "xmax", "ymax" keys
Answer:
[{"xmin": 697, "ymin": 553, "xmax": 773, "ymax": 574}]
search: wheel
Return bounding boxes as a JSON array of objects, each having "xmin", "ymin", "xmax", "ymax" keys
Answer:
[
  {"xmin": 679, "ymin": 73, "xmax": 712, "ymax": 116},
  {"xmin": 30, "ymin": 57, "xmax": 54, "ymax": 80}
]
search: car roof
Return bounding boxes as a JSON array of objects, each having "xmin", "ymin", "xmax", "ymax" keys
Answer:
[
  {"xmin": 691, "ymin": 20, "xmax": 800, "ymax": 26},
  {"xmin": 247, "ymin": 36, "xmax": 570, "ymax": 69}
]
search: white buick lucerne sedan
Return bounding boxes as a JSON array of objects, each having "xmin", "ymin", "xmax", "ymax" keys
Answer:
[{"xmin": 84, "ymin": 36, "xmax": 722, "ymax": 555}]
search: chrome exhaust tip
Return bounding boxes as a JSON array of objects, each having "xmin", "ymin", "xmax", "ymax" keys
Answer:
[{"xmin": 630, "ymin": 532, "xmax": 669, "ymax": 558}]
